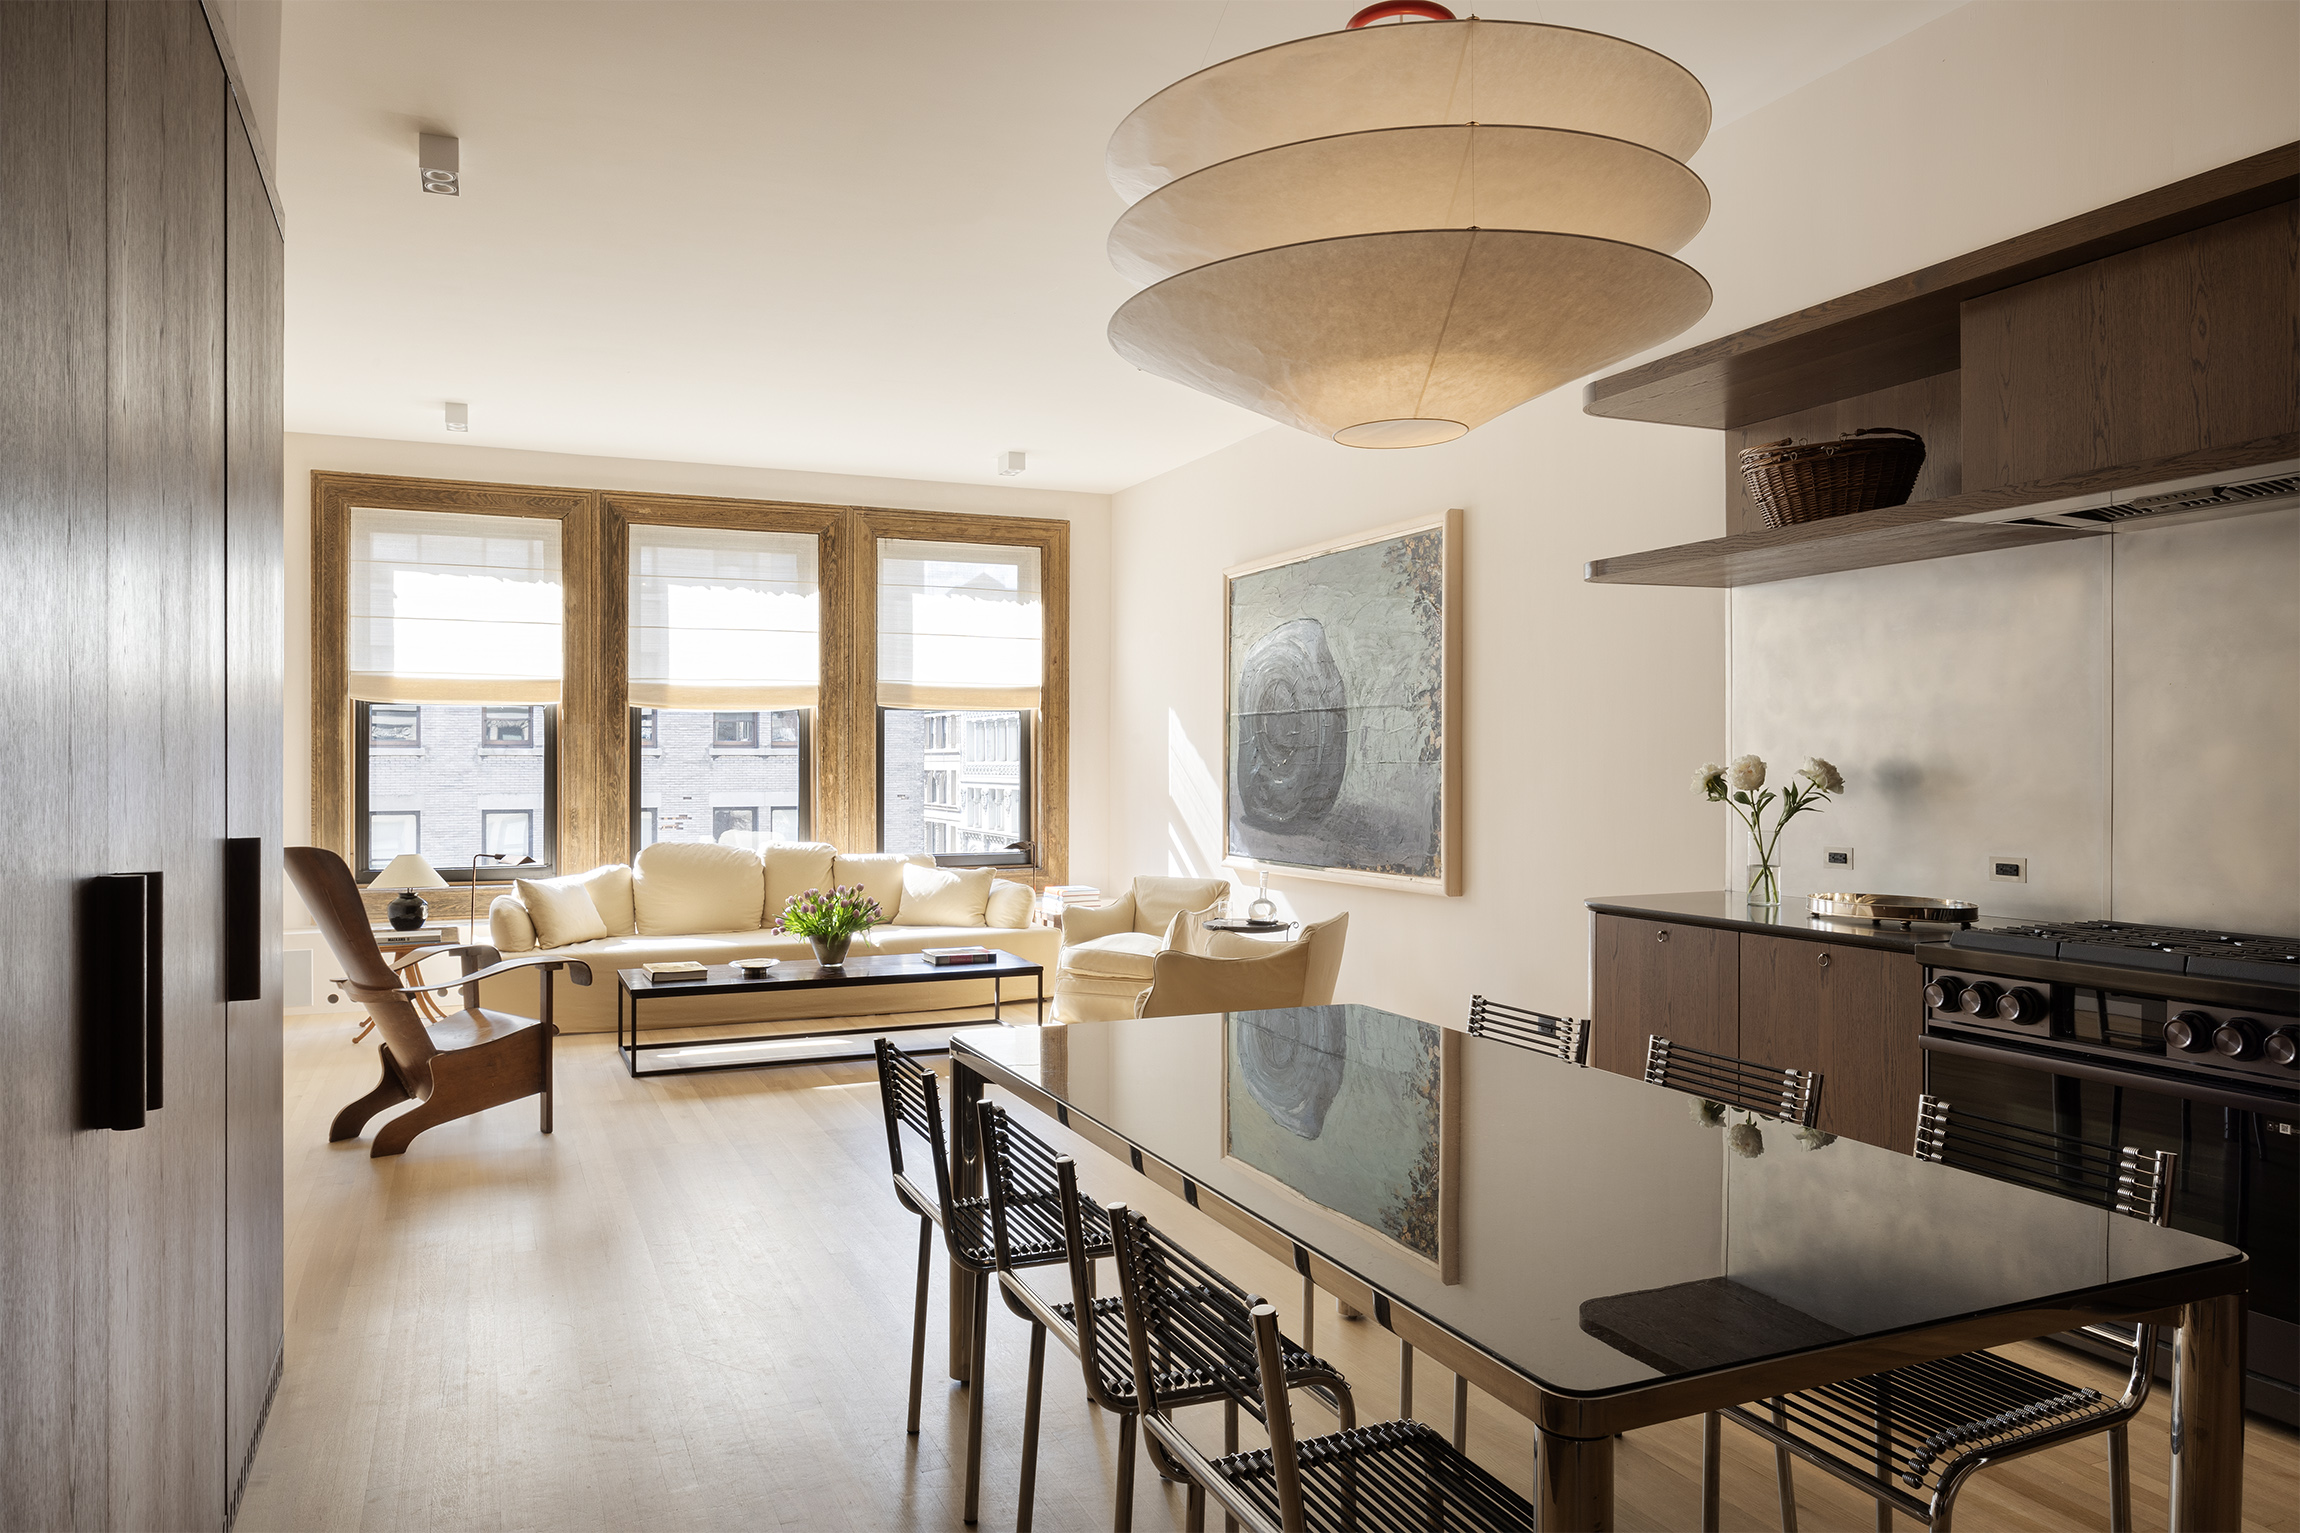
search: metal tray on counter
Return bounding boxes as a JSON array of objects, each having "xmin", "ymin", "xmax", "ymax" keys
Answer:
[{"xmin": 1809, "ymin": 892, "xmax": 1981, "ymax": 925}]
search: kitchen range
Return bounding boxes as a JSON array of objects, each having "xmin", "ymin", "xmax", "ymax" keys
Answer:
[{"xmin": 1918, "ymin": 920, "xmax": 2299, "ymax": 1423}]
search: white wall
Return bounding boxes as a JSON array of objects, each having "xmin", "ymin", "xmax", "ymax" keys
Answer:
[
  {"xmin": 1104, "ymin": 0, "xmax": 2300, "ymax": 1029},
  {"xmin": 281, "ymin": 432, "xmax": 1112, "ymax": 928}
]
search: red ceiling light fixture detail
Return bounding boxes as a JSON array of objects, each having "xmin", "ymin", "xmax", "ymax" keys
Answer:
[
  {"xmin": 1347, "ymin": 1, "xmax": 1458, "ymax": 26},
  {"xmin": 1104, "ymin": 6, "xmax": 1715, "ymax": 449}
]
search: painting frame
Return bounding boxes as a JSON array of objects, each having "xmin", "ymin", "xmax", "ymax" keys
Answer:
[
  {"xmin": 1218, "ymin": 1010, "xmax": 1462, "ymax": 1284},
  {"xmin": 1222, "ymin": 508, "xmax": 1462, "ymax": 897}
]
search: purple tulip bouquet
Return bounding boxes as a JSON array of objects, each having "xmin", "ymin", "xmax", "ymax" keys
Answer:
[{"xmin": 778, "ymin": 883, "xmax": 884, "ymax": 968}]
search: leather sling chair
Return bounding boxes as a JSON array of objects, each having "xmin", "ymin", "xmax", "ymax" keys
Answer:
[{"xmin": 287, "ymin": 846, "xmax": 590, "ymax": 1158}]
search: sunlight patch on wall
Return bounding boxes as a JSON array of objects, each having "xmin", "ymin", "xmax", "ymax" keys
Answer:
[{"xmin": 1168, "ymin": 708, "xmax": 1223, "ymax": 874}]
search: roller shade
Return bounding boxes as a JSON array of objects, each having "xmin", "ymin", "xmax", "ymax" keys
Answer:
[
  {"xmin": 348, "ymin": 508, "xmax": 562, "ymax": 704},
  {"xmin": 629, "ymin": 524, "xmax": 820, "ymax": 709},
  {"xmin": 876, "ymin": 538, "xmax": 1042, "ymax": 709}
]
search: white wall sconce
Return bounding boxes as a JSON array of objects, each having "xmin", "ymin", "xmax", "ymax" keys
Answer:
[
  {"xmin": 444, "ymin": 401, "xmax": 469, "ymax": 432},
  {"xmin": 420, "ymin": 133, "xmax": 460, "ymax": 196},
  {"xmin": 996, "ymin": 451, "xmax": 1026, "ymax": 476}
]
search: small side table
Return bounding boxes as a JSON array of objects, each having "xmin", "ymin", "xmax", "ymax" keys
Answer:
[{"xmin": 362, "ymin": 928, "xmax": 463, "ymax": 1040}]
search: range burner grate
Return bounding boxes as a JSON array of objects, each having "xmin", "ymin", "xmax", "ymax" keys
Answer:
[{"xmin": 1950, "ymin": 920, "xmax": 2300, "ymax": 985}]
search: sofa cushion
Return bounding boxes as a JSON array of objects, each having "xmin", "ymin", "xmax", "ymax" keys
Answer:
[
  {"xmin": 893, "ymin": 863, "xmax": 992, "ymax": 926},
  {"xmin": 831, "ymin": 851, "xmax": 931, "ymax": 921},
  {"xmin": 517, "ymin": 873, "xmax": 611, "ymax": 948},
  {"xmin": 1059, "ymin": 931, "xmax": 1162, "ymax": 982},
  {"xmin": 762, "ymin": 842, "xmax": 838, "ymax": 928},
  {"xmin": 866, "ymin": 925, "xmax": 1055, "ymax": 963},
  {"xmin": 634, "ymin": 841, "xmax": 768, "ymax": 936},
  {"xmin": 985, "ymin": 879, "xmax": 1034, "ymax": 929}
]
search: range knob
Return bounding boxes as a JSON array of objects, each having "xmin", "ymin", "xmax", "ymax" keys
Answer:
[
  {"xmin": 1924, "ymin": 976, "xmax": 1965, "ymax": 1012},
  {"xmin": 2267, "ymin": 1028, "xmax": 2299, "ymax": 1069},
  {"xmin": 1993, "ymin": 987, "xmax": 2048, "ymax": 1025},
  {"xmin": 2212, "ymin": 1017, "xmax": 2266, "ymax": 1062},
  {"xmin": 2166, "ymin": 1011, "xmax": 2217, "ymax": 1053},
  {"xmin": 1957, "ymin": 982, "xmax": 2003, "ymax": 1017}
]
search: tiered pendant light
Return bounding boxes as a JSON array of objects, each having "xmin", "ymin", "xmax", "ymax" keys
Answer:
[{"xmin": 1105, "ymin": 3, "xmax": 1716, "ymax": 448}]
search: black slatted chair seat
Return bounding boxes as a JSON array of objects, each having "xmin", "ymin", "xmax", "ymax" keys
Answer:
[
  {"xmin": 988, "ymin": 1187, "xmax": 1113, "ymax": 1267},
  {"xmin": 1213, "ymin": 1419, "xmax": 1541, "ymax": 1533},
  {"xmin": 1734, "ymin": 1349, "xmax": 2120, "ymax": 1500}
]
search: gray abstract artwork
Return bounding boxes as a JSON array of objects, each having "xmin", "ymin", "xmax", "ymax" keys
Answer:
[
  {"xmin": 1228, "ymin": 528, "xmax": 1444, "ymax": 879},
  {"xmin": 1225, "ymin": 1006, "xmax": 1444, "ymax": 1263}
]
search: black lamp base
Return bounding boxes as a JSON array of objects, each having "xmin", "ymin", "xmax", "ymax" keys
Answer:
[{"xmin": 386, "ymin": 891, "xmax": 428, "ymax": 931}]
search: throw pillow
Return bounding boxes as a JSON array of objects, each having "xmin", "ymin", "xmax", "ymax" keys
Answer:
[
  {"xmin": 893, "ymin": 863, "xmax": 994, "ymax": 927},
  {"xmin": 829, "ymin": 852, "xmax": 929, "ymax": 921},
  {"xmin": 983, "ymin": 879, "xmax": 1034, "ymax": 929},
  {"xmin": 517, "ymin": 875, "xmax": 611, "ymax": 949}
]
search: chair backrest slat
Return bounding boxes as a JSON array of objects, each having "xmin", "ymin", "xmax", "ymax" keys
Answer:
[
  {"xmin": 1913, "ymin": 1094, "xmax": 2176, "ymax": 1225},
  {"xmin": 873, "ymin": 1038, "xmax": 954, "ymax": 1218},
  {"xmin": 1467, "ymin": 995, "xmax": 1588, "ymax": 1065},
  {"xmin": 1644, "ymin": 1034, "xmax": 1823, "ymax": 1127},
  {"xmin": 1108, "ymin": 1207, "xmax": 1273, "ymax": 1421}
]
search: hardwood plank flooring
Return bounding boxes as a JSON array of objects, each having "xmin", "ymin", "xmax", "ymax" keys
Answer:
[{"xmin": 239, "ymin": 1017, "xmax": 2297, "ymax": 1531}]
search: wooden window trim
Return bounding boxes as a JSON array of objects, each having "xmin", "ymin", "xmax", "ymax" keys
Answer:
[{"xmin": 310, "ymin": 472, "xmax": 1070, "ymax": 928}]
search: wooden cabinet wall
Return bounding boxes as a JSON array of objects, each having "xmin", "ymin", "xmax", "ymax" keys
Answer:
[
  {"xmin": 1, "ymin": 4, "xmax": 284, "ymax": 1529},
  {"xmin": 1590, "ymin": 913, "xmax": 1925, "ymax": 1152}
]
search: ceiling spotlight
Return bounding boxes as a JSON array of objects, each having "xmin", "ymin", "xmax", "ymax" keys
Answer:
[
  {"xmin": 419, "ymin": 133, "xmax": 460, "ymax": 196},
  {"xmin": 996, "ymin": 451, "xmax": 1026, "ymax": 477},
  {"xmin": 444, "ymin": 401, "xmax": 469, "ymax": 432}
]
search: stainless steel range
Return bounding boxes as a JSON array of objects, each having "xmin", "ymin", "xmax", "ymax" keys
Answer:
[{"xmin": 1916, "ymin": 919, "xmax": 2298, "ymax": 1423}]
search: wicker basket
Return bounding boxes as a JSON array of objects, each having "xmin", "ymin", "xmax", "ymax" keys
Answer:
[{"xmin": 1740, "ymin": 427, "xmax": 1926, "ymax": 528}]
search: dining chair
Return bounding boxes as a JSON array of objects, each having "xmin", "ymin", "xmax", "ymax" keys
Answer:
[
  {"xmin": 981, "ymin": 1104, "xmax": 1362, "ymax": 1533},
  {"xmin": 873, "ymin": 1037, "xmax": 1007, "ymax": 1526},
  {"xmin": 1466, "ymin": 995, "xmax": 1588, "ymax": 1065},
  {"xmin": 1110, "ymin": 1205, "xmax": 1537, "ymax": 1533},
  {"xmin": 1644, "ymin": 1034, "xmax": 1824, "ymax": 1127},
  {"xmin": 1701, "ymin": 1094, "xmax": 2180, "ymax": 1533},
  {"xmin": 287, "ymin": 846, "xmax": 591, "ymax": 1157}
]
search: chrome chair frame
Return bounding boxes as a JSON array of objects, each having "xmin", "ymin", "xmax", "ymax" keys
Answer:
[
  {"xmin": 1702, "ymin": 1094, "xmax": 2178, "ymax": 1533},
  {"xmin": 1467, "ymin": 995, "xmax": 1588, "ymax": 1066},
  {"xmin": 1111, "ymin": 1209, "xmax": 1538, "ymax": 1533},
  {"xmin": 1644, "ymin": 1034, "xmax": 1824, "ymax": 1127}
]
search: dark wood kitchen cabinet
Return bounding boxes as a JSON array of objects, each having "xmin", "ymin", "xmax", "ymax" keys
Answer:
[
  {"xmin": 1738, "ymin": 935, "xmax": 1924, "ymax": 1152},
  {"xmin": 1, "ymin": 4, "xmax": 283, "ymax": 1528},
  {"xmin": 1589, "ymin": 913, "xmax": 1741, "ymax": 1076}
]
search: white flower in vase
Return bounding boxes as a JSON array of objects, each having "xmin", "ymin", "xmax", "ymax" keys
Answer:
[{"xmin": 1727, "ymin": 755, "xmax": 1767, "ymax": 792}]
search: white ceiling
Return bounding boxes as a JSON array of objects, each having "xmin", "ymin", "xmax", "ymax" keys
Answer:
[{"xmin": 279, "ymin": 0, "xmax": 1961, "ymax": 494}]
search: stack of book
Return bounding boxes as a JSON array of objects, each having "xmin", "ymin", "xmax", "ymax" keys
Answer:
[
  {"xmin": 642, "ymin": 961, "xmax": 709, "ymax": 983},
  {"xmin": 922, "ymin": 946, "xmax": 998, "ymax": 967},
  {"xmin": 1037, "ymin": 885, "xmax": 1101, "ymax": 921},
  {"xmin": 371, "ymin": 926, "xmax": 458, "ymax": 946}
]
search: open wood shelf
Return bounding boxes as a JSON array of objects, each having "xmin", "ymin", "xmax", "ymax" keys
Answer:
[
  {"xmin": 1585, "ymin": 434, "xmax": 2300, "ymax": 588},
  {"xmin": 1583, "ymin": 142, "xmax": 2298, "ymax": 431}
]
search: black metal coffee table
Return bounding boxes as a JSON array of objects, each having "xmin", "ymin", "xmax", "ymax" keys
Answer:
[{"xmin": 614, "ymin": 950, "xmax": 1045, "ymax": 1077}]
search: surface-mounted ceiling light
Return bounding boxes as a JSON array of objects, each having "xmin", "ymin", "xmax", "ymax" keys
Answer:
[
  {"xmin": 996, "ymin": 451, "xmax": 1026, "ymax": 476},
  {"xmin": 1104, "ymin": 4, "xmax": 1714, "ymax": 448},
  {"xmin": 419, "ymin": 133, "xmax": 460, "ymax": 196},
  {"xmin": 444, "ymin": 401, "xmax": 469, "ymax": 432}
]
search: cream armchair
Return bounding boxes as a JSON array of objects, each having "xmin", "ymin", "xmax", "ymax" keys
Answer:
[
  {"xmin": 1053, "ymin": 874, "xmax": 1230, "ymax": 1023},
  {"xmin": 1136, "ymin": 913, "xmax": 1349, "ymax": 1019}
]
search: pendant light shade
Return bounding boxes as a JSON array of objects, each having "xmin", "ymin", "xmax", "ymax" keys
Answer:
[
  {"xmin": 1108, "ymin": 124, "xmax": 1709, "ymax": 287},
  {"xmin": 1110, "ymin": 228, "xmax": 1711, "ymax": 449},
  {"xmin": 1104, "ymin": 14, "xmax": 1716, "ymax": 448}
]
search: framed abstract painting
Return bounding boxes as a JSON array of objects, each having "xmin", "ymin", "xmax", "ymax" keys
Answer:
[{"xmin": 1223, "ymin": 509, "xmax": 1460, "ymax": 895}]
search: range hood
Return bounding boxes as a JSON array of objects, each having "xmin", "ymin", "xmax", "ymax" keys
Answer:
[{"xmin": 1952, "ymin": 460, "xmax": 2300, "ymax": 532}]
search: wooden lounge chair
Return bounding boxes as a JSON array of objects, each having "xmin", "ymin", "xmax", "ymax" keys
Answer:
[{"xmin": 286, "ymin": 846, "xmax": 590, "ymax": 1157}]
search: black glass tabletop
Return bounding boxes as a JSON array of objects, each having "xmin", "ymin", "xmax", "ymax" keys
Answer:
[{"xmin": 952, "ymin": 1004, "xmax": 2243, "ymax": 1399}]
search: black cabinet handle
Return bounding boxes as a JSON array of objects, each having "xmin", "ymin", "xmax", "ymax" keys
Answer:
[
  {"xmin": 224, "ymin": 837, "xmax": 261, "ymax": 1001},
  {"xmin": 88, "ymin": 871, "xmax": 163, "ymax": 1129}
]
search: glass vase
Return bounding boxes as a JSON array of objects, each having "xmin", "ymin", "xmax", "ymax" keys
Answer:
[
  {"xmin": 1746, "ymin": 860, "xmax": 1781, "ymax": 908},
  {"xmin": 809, "ymin": 932, "xmax": 853, "ymax": 967}
]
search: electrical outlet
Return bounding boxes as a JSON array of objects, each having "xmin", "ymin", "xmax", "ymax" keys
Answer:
[
  {"xmin": 1823, "ymin": 847, "xmax": 1854, "ymax": 871},
  {"xmin": 1989, "ymin": 855, "xmax": 2028, "ymax": 883}
]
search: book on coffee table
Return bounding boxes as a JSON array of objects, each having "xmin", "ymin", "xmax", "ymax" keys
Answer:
[
  {"xmin": 922, "ymin": 946, "xmax": 998, "ymax": 966},
  {"xmin": 642, "ymin": 961, "xmax": 709, "ymax": 982}
]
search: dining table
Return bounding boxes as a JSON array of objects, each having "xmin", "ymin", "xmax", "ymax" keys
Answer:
[{"xmin": 943, "ymin": 1005, "xmax": 2250, "ymax": 1531}]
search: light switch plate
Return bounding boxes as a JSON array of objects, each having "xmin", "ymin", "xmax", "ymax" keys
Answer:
[
  {"xmin": 1989, "ymin": 855, "xmax": 2028, "ymax": 883},
  {"xmin": 1824, "ymin": 847, "xmax": 1854, "ymax": 871}
]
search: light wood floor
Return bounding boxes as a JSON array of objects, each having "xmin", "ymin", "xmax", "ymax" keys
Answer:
[{"xmin": 238, "ymin": 1016, "xmax": 2297, "ymax": 1532}]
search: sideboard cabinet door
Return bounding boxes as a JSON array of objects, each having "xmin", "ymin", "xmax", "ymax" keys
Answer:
[
  {"xmin": 1739, "ymin": 934, "xmax": 1922, "ymax": 1151},
  {"xmin": 1589, "ymin": 914, "xmax": 1740, "ymax": 1078}
]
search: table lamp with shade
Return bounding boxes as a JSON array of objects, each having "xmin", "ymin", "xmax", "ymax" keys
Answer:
[{"xmin": 375, "ymin": 853, "xmax": 450, "ymax": 930}]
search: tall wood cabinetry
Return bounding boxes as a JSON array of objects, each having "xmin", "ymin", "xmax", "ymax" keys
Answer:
[{"xmin": 1, "ymin": 3, "xmax": 285, "ymax": 1528}]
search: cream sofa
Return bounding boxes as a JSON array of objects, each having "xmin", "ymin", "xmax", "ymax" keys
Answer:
[{"xmin": 472, "ymin": 840, "xmax": 1057, "ymax": 1035}]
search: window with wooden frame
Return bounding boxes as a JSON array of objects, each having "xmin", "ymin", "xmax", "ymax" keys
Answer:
[{"xmin": 310, "ymin": 474, "xmax": 1067, "ymax": 919}]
